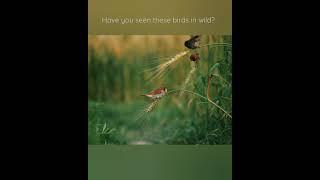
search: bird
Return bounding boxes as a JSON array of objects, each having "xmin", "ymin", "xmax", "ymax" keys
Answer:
[
  {"xmin": 189, "ymin": 53, "xmax": 200, "ymax": 67},
  {"xmin": 141, "ymin": 87, "xmax": 168, "ymax": 100},
  {"xmin": 184, "ymin": 35, "xmax": 201, "ymax": 49},
  {"xmin": 190, "ymin": 53, "xmax": 200, "ymax": 62}
]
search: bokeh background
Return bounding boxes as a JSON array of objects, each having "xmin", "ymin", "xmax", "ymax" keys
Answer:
[{"xmin": 88, "ymin": 35, "xmax": 232, "ymax": 144}]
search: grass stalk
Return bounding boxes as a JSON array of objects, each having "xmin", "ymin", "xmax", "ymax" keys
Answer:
[{"xmin": 167, "ymin": 89, "xmax": 232, "ymax": 119}]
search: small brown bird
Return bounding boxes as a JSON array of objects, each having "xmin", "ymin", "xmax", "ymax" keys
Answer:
[
  {"xmin": 141, "ymin": 87, "xmax": 168, "ymax": 100},
  {"xmin": 190, "ymin": 53, "xmax": 200, "ymax": 67},
  {"xmin": 184, "ymin": 35, "xmax": 201, "ymax": 49},
  {"xmin": 190, "ymin": 53, "xmax": 200, "ymax": 62}
]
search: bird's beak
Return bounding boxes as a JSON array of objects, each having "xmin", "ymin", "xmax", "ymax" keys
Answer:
[{"xmin": 165, "ymin": 88, "xmax": 167, "ymax": 93}]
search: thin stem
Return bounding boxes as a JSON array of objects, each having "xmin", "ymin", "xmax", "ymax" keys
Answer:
[
  {"xmin": 210, "ymin": 73, "xmax": 230, "ymax": 84},
  {"xmin": 167, "ymin": 89, "xmax": 232, "ymax": 119},
  {"xmin": 207, "ymin": 75, "xmax": 213, "ymax": 101},
  {"xmin": 199, "ymin": 43, "xmax": 232, "ymax": 48}
]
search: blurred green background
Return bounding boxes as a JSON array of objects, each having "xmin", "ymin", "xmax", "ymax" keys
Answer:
[{"xmin": 88, "ymin": 35, "xmax": 232, "ymax": 144}]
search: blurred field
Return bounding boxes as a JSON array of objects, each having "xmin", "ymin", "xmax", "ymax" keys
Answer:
[{"xmin": 88, "ymin": 35, "xmax": 232, "ymax": 145}]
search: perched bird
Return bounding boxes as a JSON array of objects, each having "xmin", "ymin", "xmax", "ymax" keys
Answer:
[
  {"xmin": 141, "ymin": 87, "xmax": 168, "ymax": 100},
  {"xmin": 189, "ymin": 53, "xmax": 200, "ymax": 67},
  {"xmin": 190, "ymin": 53, "xmax": 200, "ymax": 62},
  {"xmin": 184, "ymin": 35, "xmax": 201, "ymax": 49}
]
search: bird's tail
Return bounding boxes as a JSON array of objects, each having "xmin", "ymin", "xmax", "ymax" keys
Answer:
[{"xmin": 141, "ymin": 94, "xmax": 152, "ymax": 98}]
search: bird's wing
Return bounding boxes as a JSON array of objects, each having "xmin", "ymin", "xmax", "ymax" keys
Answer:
[{"xmin": 153, "ymin": 88, "xmax": 163, "ymax": 95}]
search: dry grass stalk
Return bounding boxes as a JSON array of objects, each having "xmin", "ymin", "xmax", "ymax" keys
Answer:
[
  {"xmin": 146, "ymin": 50, "xmax": 190, "ymax": 81},
  {"xmin": 207, "ymin": 74, "xmax": 214, "ymax": 101},
  {"xmin": 135, "ymin": 99, "xmax": 161, "ymax": 121},
  {"xmin": 179, "ymin": 62, "xmax": 197, "ymax": 97},
  {"xmin": 145, "ymin": 99, "xmax": 161, "ymax": 113}
]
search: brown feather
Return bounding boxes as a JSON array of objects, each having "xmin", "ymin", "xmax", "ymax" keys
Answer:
[{"xmin": 146, "ymin": 87, "xmax": 165, "ymax": 95}]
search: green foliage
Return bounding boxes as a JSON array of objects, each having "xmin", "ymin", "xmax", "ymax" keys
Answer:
[{"xmin": 88, "ymin": 35, "xmax": 232, "ymax": 144}]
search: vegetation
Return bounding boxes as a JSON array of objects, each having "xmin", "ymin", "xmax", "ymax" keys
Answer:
[{"xmin": 88, "ymin": 35, "xmax": 232, "ymax": 145}]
